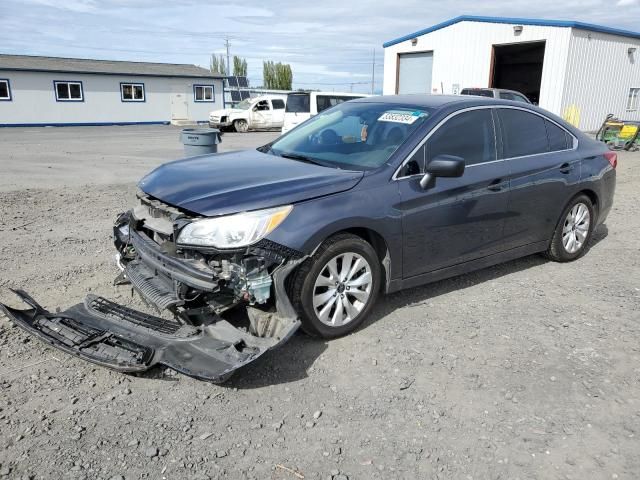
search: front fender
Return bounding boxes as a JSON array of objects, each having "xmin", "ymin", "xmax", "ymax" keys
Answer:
[
  {"xmin": 265, "ymin": 180, "xmax": 403, "ymax": 282},
  {"xmin": 228, "ymin": 112, "xmax": 249, "ymax": 123}
]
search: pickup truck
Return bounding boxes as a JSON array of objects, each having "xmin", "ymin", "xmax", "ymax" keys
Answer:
[{"xmin": 209, "ymin": 94, "xmax": 287, "ymax": 132}]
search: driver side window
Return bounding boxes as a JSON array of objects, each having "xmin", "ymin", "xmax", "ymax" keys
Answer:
[
  {"xmin": 255, "ymin": 100, "xmax": 270, "ymax": 111},
  {"xmin": 427, "ymin": 109, "xmax": 496, "ymax": 166},
  {"xmin": 397, "ymin": 109, "xmax": 496, "ymax": 178}
]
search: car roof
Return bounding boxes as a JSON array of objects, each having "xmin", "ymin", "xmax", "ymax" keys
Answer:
[
  {"xmin": 288, "ymin": 91, "xmax": 369, "ymax": 97},
  {"xmin": 351, "ymin": 94, "xmax": 575, "ymax": 125},
  {"xmin": 352, "ymin": 93, "xmax": 542, "ymax": 109},
  {"xmin": 352, "ymin": 94, "xmax": 469, "ymax": 107}
]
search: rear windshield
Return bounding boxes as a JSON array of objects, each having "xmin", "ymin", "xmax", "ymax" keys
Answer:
[
  {"xmin": 285, "ymin": 93, "xmax": 310, "ymax": 113},
  {"xmin": 460, "ymin": 88, "xmax": 494, "ymax": 98},
  {"xmin": 316, "ymin": 95, "xmax": 362, "ymax": 113}
]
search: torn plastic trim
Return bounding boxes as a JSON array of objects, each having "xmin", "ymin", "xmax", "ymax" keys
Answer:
[
  {"xmin": 0, "ymin": 290, "xmax": 300, "ymax": 383},
  {"xmin": 129, "ymin": 227, "xmax": 218, "ymax": 291}
]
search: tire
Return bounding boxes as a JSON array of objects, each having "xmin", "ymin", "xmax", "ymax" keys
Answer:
[
  {"xmin": 289, "ymin": 234, "xmax": 381, "ymax": 339},
  {"xmin": 545, "ymin": 194, "xmax": 595, "ymax": 262},
  {"xmin": 234, "ymin": 119, "xmax": 249, "ymax": 133}
]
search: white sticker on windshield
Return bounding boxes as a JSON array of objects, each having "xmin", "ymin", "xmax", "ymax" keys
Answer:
[{"xmin": 378, "ymin": 110, "xmax": 425, "ymax": 124}]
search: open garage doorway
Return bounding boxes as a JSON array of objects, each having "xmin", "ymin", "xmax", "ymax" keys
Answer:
[{"xmin": 490, "ymin": 41, "xmax": 545, "ymax": 104}]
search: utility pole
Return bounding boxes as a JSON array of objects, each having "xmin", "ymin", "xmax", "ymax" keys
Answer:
[
  {"xmin": 370, "ymin": 48, "xmax": 375, "ymax": 95},
  {"xmin": 224, "ymin": 36, "xmax": 231, "ymax": 76}
]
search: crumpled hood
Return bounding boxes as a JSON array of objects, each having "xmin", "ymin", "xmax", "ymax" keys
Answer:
[
  {"xmin": 209, "ymin": 108, "xmax": 239, "ymax": 118},
  {"xmin": 139, "ymin": 150, "xmax": 364, "ymax": 216}
]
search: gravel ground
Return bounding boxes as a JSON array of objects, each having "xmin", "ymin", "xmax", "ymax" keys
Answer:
[{"xmin": 0, "ymin": 126, "xmax": 639, "ymax": 480}]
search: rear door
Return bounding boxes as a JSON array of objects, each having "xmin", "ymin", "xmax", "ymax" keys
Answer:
[
  {"xmin": 397, "ymin": 107, "xmax": 510, "ymax": 277},
  {"xmin": 283, "ymin": 93, "xmax": 311, "ymax": 132},
  {"xmin": 497, "ymin": 107, "xmax": 580, "ymax": 249},
  {"xmin": 271, "ymin": 98, "xmax": 286, "ymax": 127}
]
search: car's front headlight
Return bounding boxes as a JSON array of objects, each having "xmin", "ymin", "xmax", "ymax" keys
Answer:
[{"xmin": 177, "ymin": 205, "xmax": 293, "ymax": 248}]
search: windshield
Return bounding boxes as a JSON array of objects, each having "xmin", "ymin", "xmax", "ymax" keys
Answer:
[
  {"xmin": 285, "ymin": 93, "xmax": 310, "ymax": 113},
  {"xmin": 235, "ymin": 99, "xmax": 252, "ymax": 110},
  {"xmin": 265, "ymin": 102, "xmax": 432, "ymax": 170}
]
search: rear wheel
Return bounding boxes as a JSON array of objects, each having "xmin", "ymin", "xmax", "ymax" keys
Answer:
[
  {"xmin": 234, "ymin": 119, "xmax": 249, "ymax": 133},
  {"xmin": 545, "ymin": 194, "xmax": 595, "ymax": 262},
  {"xmin": 289, "ymin": 234, "xmax": 381, "ymax": 338}
]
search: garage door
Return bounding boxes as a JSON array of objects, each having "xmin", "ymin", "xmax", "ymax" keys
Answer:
[{"xmin": 397, "ymin": 52, "xmax": 433, "ymax": 94}]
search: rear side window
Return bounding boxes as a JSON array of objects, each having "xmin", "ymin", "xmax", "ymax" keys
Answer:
[
  {"xmin": 545, "ymin": 120, "xmax": 573, "ymax": 151},
  {"xmin": 285, "ymin": 94, "xmax": 310, "ymax": 113},
  {"xmin": 498, "ymin": 109, "xmax": 548, "ymax": 158},
  {"xmin": 272, "ymin": 99, "xmax": 285, "ymax": 109},
  {"xmin": 427, "ymin": 109, "xmax": 496, "ymax": 166}
]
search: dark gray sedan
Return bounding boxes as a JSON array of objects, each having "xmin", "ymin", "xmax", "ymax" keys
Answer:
[{"xmin": 1, "ymin": 95, "xmax": 616, "ymax": 382}]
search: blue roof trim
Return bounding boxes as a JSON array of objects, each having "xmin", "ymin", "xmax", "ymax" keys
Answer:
[{"xmin": 382, "ymin": 15, "xmax": 640, "ymax": 47}]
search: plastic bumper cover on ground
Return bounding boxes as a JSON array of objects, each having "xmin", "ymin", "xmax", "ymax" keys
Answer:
[{"xmin": 0, "ymin": 290, "xmax": 299, "ymax": 383}]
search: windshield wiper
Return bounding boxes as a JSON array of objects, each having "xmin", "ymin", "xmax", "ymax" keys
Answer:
[{"xmin": 278, "ymin": 151, "xmax": 326, "ymax": 166}]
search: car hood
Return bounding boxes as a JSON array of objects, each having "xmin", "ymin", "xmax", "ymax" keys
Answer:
[
  {"xmin": 209, "ymin": 108, "xmax": 241, "ymax": 117},
  {"xmin": 138, "ymin": 150, "xmax": 364, "ymax": 216}
]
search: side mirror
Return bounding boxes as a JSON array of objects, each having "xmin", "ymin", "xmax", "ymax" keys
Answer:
[{"xmin": 419, "ymin": 155, "xmax": 465, "ymax": 190}]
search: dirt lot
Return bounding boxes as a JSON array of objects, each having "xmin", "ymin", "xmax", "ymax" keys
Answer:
[{"xmin": 0, "ymin": 125, "xmax": 639, "ymax": 480}]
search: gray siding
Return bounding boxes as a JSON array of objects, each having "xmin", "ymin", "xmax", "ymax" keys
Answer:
[
  {"xmin": 0, "ymin": 71, "xmax": 223, "ymax": 126},
  {"xmin": 562, "ymin": 29, "xmax": 640, "ymax": 131}
]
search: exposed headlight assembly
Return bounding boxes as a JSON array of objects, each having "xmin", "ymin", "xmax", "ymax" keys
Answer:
[{"xmin": 177, "ymin": 205, "xmax": 293, "ymax": 249}]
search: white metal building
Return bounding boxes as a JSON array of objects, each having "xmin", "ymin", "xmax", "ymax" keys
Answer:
[
  {"xmin": 382, "ymin": 16, "xmax": 640, "ymax": 131},
  {"xmin": 0, "ymin": 55, "xmax": 225, "ymax": 127}
]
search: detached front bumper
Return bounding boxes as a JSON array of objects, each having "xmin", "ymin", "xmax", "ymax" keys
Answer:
[
  {"xmin": 1, "ymin": 202, "xmax": 305, "ymax": 382},
  {"xmin": 0, "ymin": 290, "xmax": 298, "ymax": 382}
]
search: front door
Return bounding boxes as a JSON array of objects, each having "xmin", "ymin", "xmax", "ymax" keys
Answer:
[
  {"xmin": 397, "ymin": 108, "xmax": 510, "ymax": 278},
  {"xmin": 170, "ymin": 85, "xmax": 189, "ymax": 121},
  {"xmin": 250, "ymin": 99, "xmax": 272, "ymax": 128}
]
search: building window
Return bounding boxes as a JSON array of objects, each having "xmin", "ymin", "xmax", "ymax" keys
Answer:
[
  {"xmin": 54, "ymin": 81, "xmax": 83, "ymax": 101},
  {"xmin": 627, "ymin": 88, "xmax": 640, "ymax": 111},
  {"xmin": 194, "ymin": 84, "xmax": 214, "ymax": 102},
  {"xmin": 0, "ymin": 79, "xmax": 11, "ymax": 101},
  {"xmin": 121, "ymin": 83, "xmax": 145, "ymax": 102}
]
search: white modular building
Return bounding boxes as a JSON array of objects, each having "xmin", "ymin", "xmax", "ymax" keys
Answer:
[
  {"xmin": 382, "ymin": 16, "xmax": 640, "ymax": 131},
  {"xmin": 0, "ymin": 54, "xmax": 225, "ymax": 127}
]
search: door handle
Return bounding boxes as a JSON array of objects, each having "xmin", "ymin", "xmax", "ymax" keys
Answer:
[
  {"xmin": 559, "ymin": 163, "xmax": 573, "ymax": 174},
  {"xmin": 487, "ymin": 179, "xmax": 504, "ymax": 192}
]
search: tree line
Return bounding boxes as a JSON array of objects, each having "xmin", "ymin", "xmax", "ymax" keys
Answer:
[{"xmin": 210, "ymin": 54, "xmax": 292, "ymax": 90}]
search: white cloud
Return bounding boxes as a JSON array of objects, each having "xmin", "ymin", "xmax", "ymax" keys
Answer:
[{"xmin": 1, "ymin": 0, "xmax": 639, "ymax": 91}]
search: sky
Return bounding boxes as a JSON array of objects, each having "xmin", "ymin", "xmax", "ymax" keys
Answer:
[{"xmin": 1, "ymin": 0, "xmax": 639, "ymax": 93}]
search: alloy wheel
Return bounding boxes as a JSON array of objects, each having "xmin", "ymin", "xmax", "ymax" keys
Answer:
[
  {"xmin": 312, "ymin": 252, "xmax": 373, "ymax": 327},
  {"xmin": 235, "ymin": 120, "xmax": 248, "ymax": 133},
  {"xmin": 562, "ymin": 202, "xmax": 591, "ymax": 254}
]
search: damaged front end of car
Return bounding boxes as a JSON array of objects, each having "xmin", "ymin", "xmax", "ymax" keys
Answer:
[{"xmin": 0, "ymin": 192, "xmax": 304, "ymax": 383}]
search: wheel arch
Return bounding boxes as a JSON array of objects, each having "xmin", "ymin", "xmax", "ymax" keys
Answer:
[
  {"xmin": 578, "ymin": 188, "xmax": 599, "ymax": 215},
  {"xmin": 548, "ymin": 189, "xmax": 600, "ymax": 246},
  {"xmin": 312, "ymin": 227, "xmax": 392, "ymax": 293}
]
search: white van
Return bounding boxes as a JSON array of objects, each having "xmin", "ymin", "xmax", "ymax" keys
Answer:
[
  {"xmin": 281, "ymin": 92, "xmax": 369, "ymax": 134},
  {"xmin": 209, "ymin": 94, "xmax": 287, "ymax": 132}
]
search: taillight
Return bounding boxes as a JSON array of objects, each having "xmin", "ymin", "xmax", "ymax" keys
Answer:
[{"xmin": 604, "ymin": 151, "xmax": 617, "ymax": 169}]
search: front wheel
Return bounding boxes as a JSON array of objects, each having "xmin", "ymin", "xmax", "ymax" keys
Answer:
[
  {"xmin": 545, "ymin": 194, "xmax": 595, "ymax": 262},
  {"xmin": 289, "ymin": 234, "xmax": 381, "ymax": 338},
  {"xmin": 233, "ymin": 119, "xmax": 249, "ymax": 133}
]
